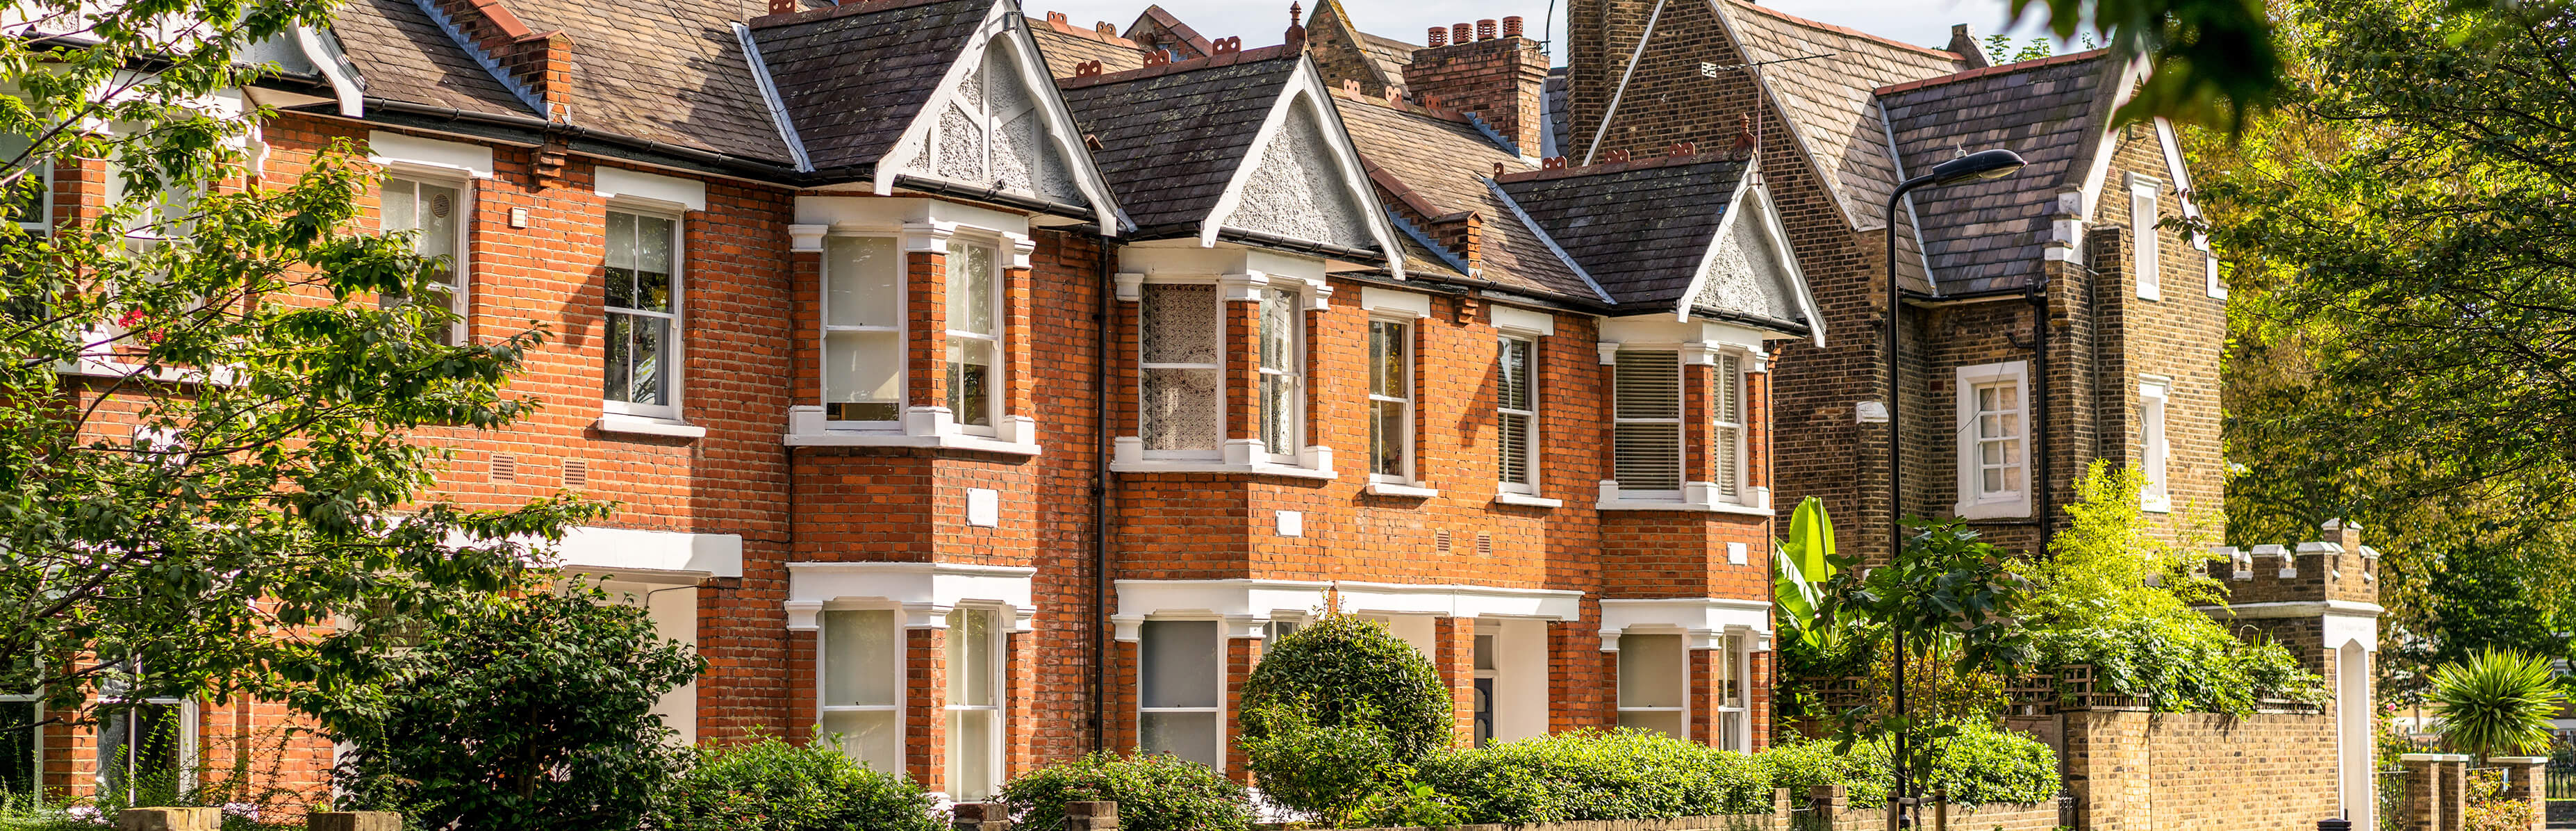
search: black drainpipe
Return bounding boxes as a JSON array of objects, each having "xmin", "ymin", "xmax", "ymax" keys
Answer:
[
  {"xmin": 1088, "ymin": 233, "xmax": 1114, "ymax": 752},
  {"xmin": 2029, "ymin": 276, "xmax": 2054, "ymax": 546}
]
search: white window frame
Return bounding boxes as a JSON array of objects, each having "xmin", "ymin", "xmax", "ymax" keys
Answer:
[
  {"xmin": 1255, "ymin": 286, "xmax": 1305, "ymax": 464},
  {"xmin": 2140, "ymin": 379, "xmax": 2172, "ymax": 513},
  {"xmin": 1712, "ymin": 353, "xmax": 1748, "ymax": 504},
  {"xmin": 1953, "ymin": 361, "xmax": 2032, "ymax": 520},
  {"xmin": 1613, "ymin": 631, "xmax": 1688, "ymax": 740},
  {"xmin": 1136, "ymin": 617, "xmax": 1226, "ymax": 769},
  {"xmin": 1611, "ymin": 350, "xmax": 1686, "ymax": 502},
  {"xmin": 1137, "ymin": 278, "xmax": 1226, "ymax": 462},
  {"xmin": 381, "ymin": 172, "xmax": 472, "ymax": 347},
  {"xmin": 1367, "ymin": 315, "xmax": 1416, "ymax": 484},
  {"xmin": 1471, "ymin": 626, "xmax": 1498, "ymax": 748},
  {"xmin": 1496, "ymin": 335, "xmax": 1540, "ymax": 495},
  {"xmin": 820, "ymin": 233, "xmax": 906, "ymax": 429},
  {"xmin": 7, "ymin": 153, "xmax": 50, "ymax": 233},
  {"xmin": 816, "ymin": 604, "xmax": 906, "ymax": 774},
  {"xmin": 2130, "ymin": 174, "xmax": 2161, "ymax": 301},
  {"xmin": 943, "ymin": 237, "xmax": 1005, "ymax": 437},
  {"xmin": 943, "ymin": 605, "xmax": 1005, "ymax": 800},
  {"xmin": 1712, "ymin": 632, "xmax": 1751, "ymax": 752},
  {"xmin": 94, "ymin": 684, "xmax": 197, "ymax": 796},
  {"xmin": 602, "ymin": 204, "xmax": 684, "ymax": 421}
]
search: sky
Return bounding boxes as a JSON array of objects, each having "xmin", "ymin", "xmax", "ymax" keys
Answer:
[{"xmin": 1021, "ymin": 0, "xmax": 2072, "ymax": 65}]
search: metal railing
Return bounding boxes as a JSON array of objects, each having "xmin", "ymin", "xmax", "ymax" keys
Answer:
[{"xmin": 2378, "ymin": 768, "xmax": 2408, "ymax": 831}]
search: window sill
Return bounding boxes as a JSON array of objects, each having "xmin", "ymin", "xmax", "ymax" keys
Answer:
[
  {"xmin": 1109, "ymin": 461, "xmax": 1337, "ymax": 481},
  {"xmin": 595, "ymin": 413, "xmax": 707, "ymax": 440},
  {"xmin": 1953, "ymin": 498, "xmax": 2032, "ymax": 520},
  {"xmin": 1364, "ymin": 481, "xmax": 1439, "ymax": 498},
  {"xmin": 1595, "ymin": 497, "xmax": 1772, "ymax": 515},
  {"xmin": 2140, "ymin": 500, "xmax": 2173, "ymax": 515},
  {"xmin": 1494, "ymin": 493, "xmax": 1563, "ymax": 509},
  {"xmin": 787, "ymin": 429, "xmax": 1041, "ymax": 456}
]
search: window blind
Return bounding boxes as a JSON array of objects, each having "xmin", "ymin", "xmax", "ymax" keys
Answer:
[{"xmin": 1613, "ymin": 352, "xmax": 1682, "ymax": 492}]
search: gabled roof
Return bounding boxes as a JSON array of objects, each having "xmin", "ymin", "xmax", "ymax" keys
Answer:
[
  {"xmin": 1880, "ymin": 51, "xmax": 2113, "ymax": 294},
  {"xmin": 1494, "ymin": 154, "xmax": 1812, "ymax": 334},
  {"xmin": 1121, "ymin": 4, "xmax": 1212, "ymax": 59},
  {"xmin": 481, "ymin": 0, "xmax": 791, "ymax": 158},
  {"xmin": 1710, "ymin": 0, "xmax": 1965, "ymax": 234},
  {"xmin": 1332, "ymin": 88, "xmax": 1598, "ymax": 303},
  {"xmin": 1057, "ymin": 49, "xmax": 1301, "ymax": 236},
  {"xmin": 750, "ymin": 0, "xmax": 992, "ymax": 173}
]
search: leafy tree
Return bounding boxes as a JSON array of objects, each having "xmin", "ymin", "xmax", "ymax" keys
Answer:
[
  {"xmin": 321, "ymin": 589, "xmax": 702, "ymax": 831},
  {"xmin": 1817, "ymin": 518, "xmax": 2031, "ymax": 798},
  {"xmin": 2427, "ymin": 650, "xmax": 2565, "ymax": 759},
  {"xmin": 0, "ymin": 0, "xmax": 595, "ymax": 740}
]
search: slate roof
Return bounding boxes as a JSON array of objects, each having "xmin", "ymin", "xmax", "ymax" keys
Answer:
[
  {"xmin": 1055, "ymin": 48, "xmax": 1303, "ymax": 236},
  {"xmin": 1542, "ymin": 67, "xmax": 1568, "ymax": 158},
  {"xmin": 488, "ymin": 0, "xmax": 792, "ymax": 158},
  {"xmin": 750, "ymin": 0, "xmax": 995, "ymax": 172},
  {"xmin": 327, "ymin": 0, "xmax": 537, "ymax": 117},
  {"xmin": 1495, "ymin": 156, "xmax": 1759, "ymax": 315},
  {"xmin": 1331, "ymin": 90, "xmax": 1596, "ymax": 302},
  {"xmin": 1357, "ymin": 31, "xmax": 1419, "ymax": 95},
  {"xmin": 1880, "ymin": 51, "xmax": 2111, "ymax": 294},
  {"xmin": 1712, "ymin": 0, "xmax": 1965, "ymax": 232},
  {"xmin": 1027, "ymin": 16, "xmax": 1150, "ymax": 78}
]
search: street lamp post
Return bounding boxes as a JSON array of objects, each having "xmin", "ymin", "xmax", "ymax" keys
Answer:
[{"xmin": 1881, "ymin": 147, "xmax": 2025, "ymax": 828}]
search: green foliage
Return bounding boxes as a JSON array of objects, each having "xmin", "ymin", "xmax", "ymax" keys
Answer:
[
  {"xmin": 0, "ymin": 0, "xmax": 597, "ymax": 741},
  {"xmin": 2020, "ymin": 463, "xmax": 2325, "ymax": 713},
  {"xmin": 2429, "ymin": 650, "xmax": 2565, "ymax": 758},
  {"xmin": 1763, "ymin": 721, "xmax": 2059, "ymax": 808},
  {"xmin": 320, "ymin": 589, "xmax": 702, "ymax": 831},
  {"xmin": 1816, "ymin": 518, "xmax": 2030, "ymax": 772},
  {"xmin": 1235, "ymin": 701, "xmax": 1402, "ymax": 826},
  {"xmin": 1237, "ymin": 614, "xmax": 1448, "ymax": 764},
  {"xmin": 1774, "ymin": 496, "xmax": 1844, "ymax": 652},
  {"xmin": 1405, "ymin": 729, "xmax": 1774, "ymax": 823},
  {"xmin": 2004, "ymin": 0, "xmax": 2281, "ymax": 129},
  {"xmin": 1345, "ymin": 780, "xmax": 1467, "ymax": 829},
  {"xmin": 652, "ymin": 735, "xmax": 938, "ymax": 831},
  {"xmin": 1000, "ymin": 751, "xmax": 1249, "ymax": 831}
]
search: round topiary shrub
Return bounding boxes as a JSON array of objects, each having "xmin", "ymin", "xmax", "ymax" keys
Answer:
[
  {"xmin": 653, "ymin": 734, "xmax": 941, "ymax": 831},
  {"xmin": 1000, "ymin": 751, "xmax": 1250, "ymax": 831},
  {"xmin": 1238, "ymin": 614, "xmax": 1448, "ymax": 762}
]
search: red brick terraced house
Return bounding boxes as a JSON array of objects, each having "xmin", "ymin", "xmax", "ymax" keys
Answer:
[{"xmin": 8, "ymin": 0, "xmax": 1835, "ymax": 805}]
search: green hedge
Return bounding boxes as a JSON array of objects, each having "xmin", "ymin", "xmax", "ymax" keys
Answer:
[
  {"xmin": 1767, "ymin": 721, "xmax": 2061, "ymax": 807},
  {"xmin": 999, "ymin": 751, "xmax": 1250, "ymax": 831},
  {"xmin": 653, "ymin": 736, "xmax": 939, "ymax": 831},
  {"xmin": 1407, "ymin": 729, "xmax": 1772, "ymax": 823}
]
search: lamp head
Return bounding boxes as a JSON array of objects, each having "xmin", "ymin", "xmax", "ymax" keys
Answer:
[{"xmin": 1926, "ymin": 148, "xmax": 2026, "ymax": 187}]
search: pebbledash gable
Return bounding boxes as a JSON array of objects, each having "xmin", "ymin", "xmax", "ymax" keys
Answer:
[{"xmin": 21, "ymin": 0, "xmax": 2224, "ymax": 813}]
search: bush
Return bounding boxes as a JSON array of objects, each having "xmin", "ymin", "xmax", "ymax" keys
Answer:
[
  {"xmin": 320, "ymin": 589, "xmax": 703, "ymax": 831},
  {"xmin": 1407, "ymin": 729, "xmax": 1772, "ymax": 823},
  {"xmin": 1000, "ymin": 751, "xmax": 1250, "ymax": 831},
  {"xmin": 2430, "ymin": 650, "xmax": 2566, "ymax": 758},
  {"xmin": 1235, "ymin": 702, "xmax": 1401, "ymax": 826},
  {"xmin": 1766, "ymin": 721, "xmax": 2058, "ymax": 807},
  {"xmin": 654, "ymin": 735, "xmax": 938, "ymax": 831},
  {"xmin": 1238, "ymin": 615, "xmax": 1448, "ymax": 764}
]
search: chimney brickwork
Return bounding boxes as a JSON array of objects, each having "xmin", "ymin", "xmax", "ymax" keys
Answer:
[
  {"xmin": 1401, "ymin": 20, "xmax": 1547, "ymax": 154},
  {"xmin": 428, "ymin": 0, "xmax": 575, "ymax": 122}
]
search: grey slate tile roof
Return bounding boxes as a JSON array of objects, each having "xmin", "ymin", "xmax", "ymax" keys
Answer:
[
  {"xmin": 1495, "ymin": 156, "xmax": 1756, "ymax": 315},
  {"xmin": 1054, "ymin": 48, "xmax": 1303, "ymax": 236},
  {"xmin": 1542, "ymin": 67, "xmax": 1568, "ymax": 158},
  {"xmin": 1880, "ymin": 51, "xmax": 2111, "ymax": 294},
  {"xmin": 750, "ymin": 0, "xmax": 994, "ymax": 172},
  {"xmin": 328, "ymin": 0, "xmax": 536, "ymax": 117},
  {"xmin": 1332, "ymin": 90, "xmax": 1595, "ymax": 302},
  {"xmin": 1713, "ymin": 0, "xmax": 1965, "ymax": 233},
  {"xmin": 1357, "ymin": 31, "xmax": 1419, "ymax": 95},
  {"xmin": 500, "ymin": 0, "xmax": 793, "ymax": 158}
]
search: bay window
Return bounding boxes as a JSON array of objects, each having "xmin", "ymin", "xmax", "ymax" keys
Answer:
[
  {"xmin": 1612, "ymin": 352, "xmax": 1683, "ymax": 497},
  {"xmin": 1714, "ymin": 633, "xmax": 1749, "ymax": 751},
  {"xmin": 1711, "ymin": 354, "xmax": 1745, "ymax": 502},
  {"xmin": 1954, "ymin": 361, "xmax": 2031, "ymax": 518},
  {"xmin": 1137, "ymin": 619, "xmax": 1222, "ymax": 768},
  {"xmin": 604, "ymin": 209, "xmax": 680, "ymax": 418},
  {"xmin": 944, "ymin": 239, "xmax": 1000, "ymax": 432},
  {"xmin": 822, "ymin": 236, "xmax": 903, "ymax": 425},
  {"xmin": 820, "ymin": 609, "xmax": 902, "ymax": 771},
  {"xmin": 1139, "ymin": 283, "xmax": 1222, "ymax": 456},
  {"xmin": 382, "ymin": 176, "xmax": 467, "ymax": 345},
  {"xmin": 1369, "ymin": 319, "xmax": 1412, "ymax": 482},
  {"xmin": 1615, "ymin": 632, "xmax": 1686, "ymax": 739},
  {"xmin": 945, "ymin": 607, "xmax": 1001, "ymax": 799},
  {"xmin": 1257, "ymin": 286, "xmax": 1303, "ymax": 459},
  {"xmin": 1497, "ymin": 336, "xmax": 1537, "ymax": 492}
]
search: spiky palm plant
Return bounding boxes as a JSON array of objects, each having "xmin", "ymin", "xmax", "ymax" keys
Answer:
[{"xmin": 2429, "ymin": 649, "xmax": 2567, "ymax": 759}]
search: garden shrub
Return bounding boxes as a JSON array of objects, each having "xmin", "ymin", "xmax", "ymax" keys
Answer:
[
  {"xmin": 1235, "ymin": 702, "xmax": 1401, "ymax": 826},
  {"xmin": 1237, "ymin": 615, "xmax": 1448, "ymax": 764},
  {"xmin": 1407, "ymin": 729, "xmax": 1772, "ymax": 823},
  {"xmin": 1767, "ymin": 721, "xmax": 2059, "ymax": 807},
  {"xmin": 999, "ymin": 751, "xmax": 1250, "ymax": 831},
  {"xmin": 654, "ymin": 735, "xmax": 938, "ymax": 831}
]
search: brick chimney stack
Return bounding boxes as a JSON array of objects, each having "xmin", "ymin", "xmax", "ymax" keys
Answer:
[{"xmin": 1405, "ymin": 15, "xmax": 1549, "ymax": 155}]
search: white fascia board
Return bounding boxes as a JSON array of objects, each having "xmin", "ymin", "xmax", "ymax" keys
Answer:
[
  {"xmin": 367, "ymin": 130, "xmax": 494, "ymax": 179},
  {"xmin": 552, "ymin": 526, "xmax": 744, "ymax": 580},
  {"xmin": 1331, "ymin": 581, "xmax": 1584, "ymax": 620},
  {"xmin": 1198, "ymin": 58, "xmax": 1405, "ymax": 279},
  {"xmin": 2152, "ymin": 116, "xmax": 2211, "ymax": 251},
  {"xmin": 789, "ymin": 561, "xmax": 1040, "ymax": 630},
  {"xmin": 1599, "ymin": 597, "xmax": 1774, "ymax": 650},
  {"xmin": 293, "ymin": 25, "xmax": 364, "ymax": 117},
  {"xmin": 992, "ymin": 0, "xmax": 1130, "ymax": 233},
  {"xmin": 1598, "ymin": 314, "xmax": 1772, "ymax": 355},
  {"xmin": 1876, "ymin": 97, "xmax": 1939, "ymax": 290},
  {"xmin": 2074, "ymin": 55, "xmax": 2153, "ymax": 222},
  {"xmin": 1112, "ymin": 579, "xmax": 1335, "ymax": 640},
  {"xmin": 794, "ymin": 195, "xmax": 1032, "ymax": 238}
]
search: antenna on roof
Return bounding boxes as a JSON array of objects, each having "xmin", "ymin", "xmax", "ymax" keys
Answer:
[{"xmin": 1699, "ymin": 52, "xmax": 1837, "ymax": 76}]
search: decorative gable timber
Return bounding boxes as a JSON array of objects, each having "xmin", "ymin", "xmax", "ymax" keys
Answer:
[
  {"xmin": 873, "ymin": 0, "xmax": 1125, "ymax": 229},
  {"xmin": 1203, "ymin": 61, "xmax": 1404, "ymax": 277},
  {"xmin": 1680, "ymin": 176, "xmax": 1824, "ymax": 346}
]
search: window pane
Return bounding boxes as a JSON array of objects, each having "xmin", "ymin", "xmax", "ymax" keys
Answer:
[
  {"xmin": 1617, "ymin": 709, "xmax": 1686, "ymax": 739},
  {"xmin": 1372, "ymin": 399, "xmax": 1406, "ymax": 476},
  {"xmin": 1139, "ymin": 711, "xmax": 1219, "ymax": 768},
  {"xmin": 946, "ymin": 240, "xmax": 996, "ymax": 336},
  {"xmin": 825, "ymin": 236, "xmax": 900, "ymax": 329},
  {"xmin": 1140, "ymin": 620, "xmax": 1218, "ymax": 709},
  {"xmin": 823, "ymin": 610, "xmax": 897, "ymax": 707},
  {"xmin": 603, "ymin": 313, "xmax": 668, "ymax": 406},
  {"xmin": 1261, "ymin": 375, "xmax": 1292, "ymax": 451},
  {"xmin": 946, "ymin": 609, "xmax": 995, "ymax": 707},
  {"xmin": 1259, "ymin": 288, "xmax": 1294, "ymax": 372},
  {"xmin": 383, "ymin": 179, "xmax": 415, "ymax": 236},
  {"xmin": 1498, "ymin": 338, "xmax": 1530, "ymax": 411},
  {"xmin": 1141, "ymin": 284, "xmax": 1217, "ymax": 364},
  {"xmin": 1141, "ymin": 368, "xmax": 1221, "ymax": 451},
  {"xmin": 1617, "ymin": 634, "xmax": 1684, "ymax": 709},
  {"xmin": 824, "ymin": 331, "xmax": 902, "ymax": 420},
  {"xmin": 412, "ymin": 183, "xmax": 461, "ymax": 282},
  {"xmin": 1614, "ymin": 423, "xmax": 1683, "ymax": 491},
  {"xmin": 1370, "ymin": 321, "xmax": 1406, "ymax": 396},
  {"xmin": 1722, "ymin": 645, "xmax": 1744, "ymax": 707},
  {"xmin": 821, "ymin": 709, "xmax": 901, "ymax": 773},
  {"xmin": 637, "ymin": 214, "xmax": 675, "ymax": 307},
  {"xmin": 946, "ymin": 337, "xmax": 994, "ymax": 427},
  {"xmin": 1473, "ymin": 634, "xmax": 1496, "ymax": 671},
  {"xmin": 606, "ymin": 211, "xmax": 636, "ymax": 307},
  {"xmin": 1498, "ymin": 411, "xmax": 1531, "ymax": 486},
  {"xmin": 1614, "ymin": 352, "xmax": 1680, "ymax": 420},
  {"xmin": 948, "ymin": 709, "xmax": 996, "ymax": 798}
]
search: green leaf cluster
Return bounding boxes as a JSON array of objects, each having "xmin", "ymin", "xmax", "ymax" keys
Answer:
[
  {"xmin": 998, "ymin": 751, "xmax": 1250, "ymax": 831},
  {"xmin": 1237, "ymin": 614, "xmax": 1449, "ymax": 764},
  {"xmin": 319, "ymin": 589, "xmax": 703, "ymax": 831},
  {"xmin": 651, "ymin": 735, "xmax": 938, "ymax": 831},
  {"xmin": 1405, "ymin": 729, "xmax": 1774, "ymax": 823},
  {"xmin": 2428, "ymin": 650, "xmax": 2566, "ymax": 759},
  {"xmin": 1762, "ymin": 721, "xmax": 2060, "ymax": 808}
]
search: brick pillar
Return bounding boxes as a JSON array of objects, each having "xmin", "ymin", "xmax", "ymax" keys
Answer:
[
  {"xmin": 1435, "ymin": 617, "xmax": 1476, "ymax": 748},
  {"xmin": 1005, "ymin": 627, "xmax": 1037, "ymax": 780},
  {"xmin": 2400, "ymin": 753, "xmax": 2469, "ymax": 831},
  {"xmin": 2492, "ymin": 756, "xmax": 2548, "ymax": 831},
  {"xmin": 1688, "ymin": 645, "xmax": 1716, "ymax": 746},
  {"xmin": 952, "ymin": 803, "xmax": 1011, "ymax": 831},
  {"xmin": 1221, "ymin": 633, "xmax": 1261, "ymax": 784},
  {"xmin": 792, "ymin": 249, "xmax": 823, "ymax": 402},
  {"xmin": 1063, "ymin": 801, "xmax": 1121, "ymax": 831},
  {"xmin": 1749, "ymin": 647, "xmax": 1773, "ymax": 750},
  {"xmin": 1683, "ymin": 356, "xmax": 1712, "ymax": 484},
  {"xmin": 1003, "ymin": 263, "xmax": 1034, "ymax": 420},
  {"xmin": 1223, "ymin": 295, "xmax": 1259, "ymax": 452},
  {"xmin": 2063, "ymin": 709, "xmax": 2152, "ymax": 831},
  {"xmin": 907, "ymin": 248, "xmax": 950, "ymax": 415},
  {"xmin": 907, "ymin": 625, "xmax": 951, "ymax": 793},
  {"xmin": 786, "ymin": 625, "xmax": 818, "ymax": 745}
]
